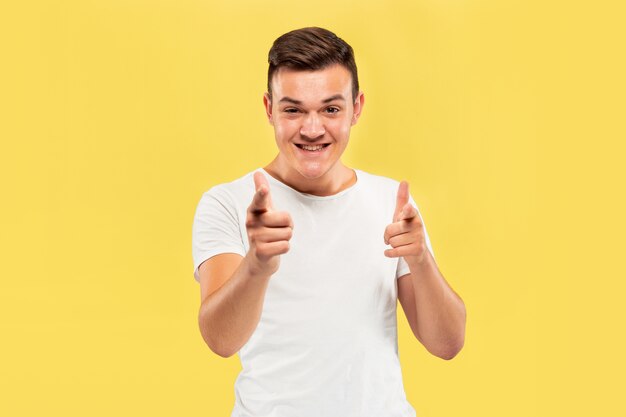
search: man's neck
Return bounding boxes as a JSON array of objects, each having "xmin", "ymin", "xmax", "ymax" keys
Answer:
[{"xmin": 263, "ymin": 159, "xmax": 356, "ymax": 197}]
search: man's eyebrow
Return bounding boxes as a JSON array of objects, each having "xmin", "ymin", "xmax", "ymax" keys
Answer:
[
  {"xmin": 278, "ymin": 94, "xmax": 346, "ymax": 105},
  {"xmin": 321, "ymin": 94, "xmax": 346, "ymax": 103}
]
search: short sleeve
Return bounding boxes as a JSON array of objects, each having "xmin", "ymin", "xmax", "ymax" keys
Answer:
[
  {"xmin": 396, "ymin": 194, "xmax": 436, "ymax": 279},
  {"xmin": 191, "ymin": 186, "xmax": 246, "ymax": 282}
]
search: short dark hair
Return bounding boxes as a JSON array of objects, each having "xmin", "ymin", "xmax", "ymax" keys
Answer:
[{"xmin": 267, "ymin": 27, "xmax": 359, "ymax": 103}]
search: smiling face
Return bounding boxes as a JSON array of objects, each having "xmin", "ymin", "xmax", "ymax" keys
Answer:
[{"xmin": 263, "ymin": 64, "xmax": 364, "ymax": 193}]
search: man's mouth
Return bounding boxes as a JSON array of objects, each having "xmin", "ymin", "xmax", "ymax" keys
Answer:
[{"xmin": 295, "ymin": 143, "xmax": 331, "ymax": 152}]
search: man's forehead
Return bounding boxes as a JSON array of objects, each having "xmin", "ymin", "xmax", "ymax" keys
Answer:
[{"xmin": 271, "ymin": 64, "xmax": 352, "ymax": 103}]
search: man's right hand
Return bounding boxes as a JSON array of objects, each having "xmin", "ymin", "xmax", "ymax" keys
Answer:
[{"xmin": 245, "ymin": 171, "xmax": 294, "ymax": 276}]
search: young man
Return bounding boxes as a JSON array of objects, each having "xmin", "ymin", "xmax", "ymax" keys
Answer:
[{"xmin": 192, "ymin": 27, "xmax": 466, "ymax": 417}]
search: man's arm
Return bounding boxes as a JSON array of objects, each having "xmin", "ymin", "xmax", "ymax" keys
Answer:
[
  {"xmin": 197, "ymin": 253, "xmax": 273, "ymax": 358},
  {"xmin": 386, "ymin": 180, "xmax": 466, "ymax": 360},
  {"xmin": 197, "ymin": 171, "xmax": 293, "ymax": 358},
  {"xmin": 397, "ymin": 249, "xmax": 466, "ymax": 360}
]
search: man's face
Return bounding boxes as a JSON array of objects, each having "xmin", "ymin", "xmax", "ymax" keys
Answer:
[{"xmin": 263, "ymin": 64, "xmax": 364, "ymax": 180}]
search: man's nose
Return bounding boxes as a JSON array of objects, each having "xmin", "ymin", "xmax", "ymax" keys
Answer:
[{"xmin": 299, "ymin": 112, "xmax": 326, "ymax": 140}]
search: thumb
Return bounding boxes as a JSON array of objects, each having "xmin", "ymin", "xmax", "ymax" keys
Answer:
[
  {"xmin": 251, "ymin": 171, "xmax": 274, "ymax": 213},
  {"xmin": 393, "ymin": 180, "xmax": 409, "ymax": 222}
]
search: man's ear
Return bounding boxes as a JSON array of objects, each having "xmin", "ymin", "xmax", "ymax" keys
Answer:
[
  {"xmin": 351, "ymin": 91, "xmax": 365, "ymax": 126},
  {"xmin": 263, "ymin": 92, "xmax": 273, "ymax": 125}
]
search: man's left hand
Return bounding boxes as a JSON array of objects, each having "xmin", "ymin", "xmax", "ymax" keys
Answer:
[{"xmin": 383, "ymin": 180, "xmax": 427, "ymax": 265}]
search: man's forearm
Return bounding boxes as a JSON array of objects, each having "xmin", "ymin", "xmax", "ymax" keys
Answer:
[
  {"xmin": 406, "ymin": 250, "xmax": 466, "ymax": 359},
  {"xmin": 198, "ymin": 255, "xmax": 272, "ymax": 358}
]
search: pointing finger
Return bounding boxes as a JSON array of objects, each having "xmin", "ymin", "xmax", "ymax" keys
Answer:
[
  {"xmin": 250, "ymin": 171, "xmax": 273, "ymax": 213},
  {"xmin": 398, "ymin": 203, "xmax": 418, "ymax": 221},
  {"xmin": 393, "ymin": 181, "xmax": 409, "ymax": 222}
]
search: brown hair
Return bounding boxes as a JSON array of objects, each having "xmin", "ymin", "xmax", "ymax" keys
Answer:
[{"xmin": 267, "ymin": 27, "xmax": 359, "ymax": 103}]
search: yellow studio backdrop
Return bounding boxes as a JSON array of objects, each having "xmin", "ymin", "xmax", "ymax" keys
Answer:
[{"xmin": 1, "ymin": 0, "xmax": 624, "ymax": 416}]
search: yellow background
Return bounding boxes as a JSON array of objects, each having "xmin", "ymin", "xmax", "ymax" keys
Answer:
[{"xmin": 1, "ymin": 0, "xmax": 624, "ymax": 416}]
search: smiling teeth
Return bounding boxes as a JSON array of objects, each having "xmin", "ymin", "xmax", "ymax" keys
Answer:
[{"xmin": 301, "ymin": 144, "xmax": 325, "ymax": 151}]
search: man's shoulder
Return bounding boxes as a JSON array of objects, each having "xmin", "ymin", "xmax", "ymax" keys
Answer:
[
  {"xmin": 200, "ymin": 168, "xmax": 258, "ymax": 203},
  {"xmin": 355, "ymin": 168, "xmax": 402, "ymax": 191}
]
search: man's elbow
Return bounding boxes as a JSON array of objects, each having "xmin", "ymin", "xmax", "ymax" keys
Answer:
[
  {"xmin": 438, "ymin": 303, "xmax": 466, "ymax": 360},
  {"xmin": 211, "ymin": 344, "xmax": 238, "ymax": 358},
  {"xmin": 198, "ymin": 314, "xmax": 238, "ymax": 358},
  {"xmin": 436, "ymin": 337, "xmax": 465, "ymax": 360},
  {"xmin": 200, "ymin": 332, "xmax": 238, "ymax": 358}
]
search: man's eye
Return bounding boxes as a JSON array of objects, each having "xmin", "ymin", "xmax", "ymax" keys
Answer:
[
  {"xmin": 326, "ymin": 107, "xmax": 340, "ymax": 114},
  {"xmin": 284, "ymin": 108, "xmax": 299, "ymax": 113}
]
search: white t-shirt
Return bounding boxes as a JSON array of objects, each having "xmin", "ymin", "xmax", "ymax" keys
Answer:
[{"xmin": 192, "ymin": 167, "xmax": 435, "ymax": 417}]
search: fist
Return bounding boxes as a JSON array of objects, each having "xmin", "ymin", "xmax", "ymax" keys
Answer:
[
  {"xmin": 245, "ymin": 171, "xmax": 294, "ymax": 276},
  {"xmin": 383, "ymin": 180, "xmax": 427, "ymax": 264}
]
